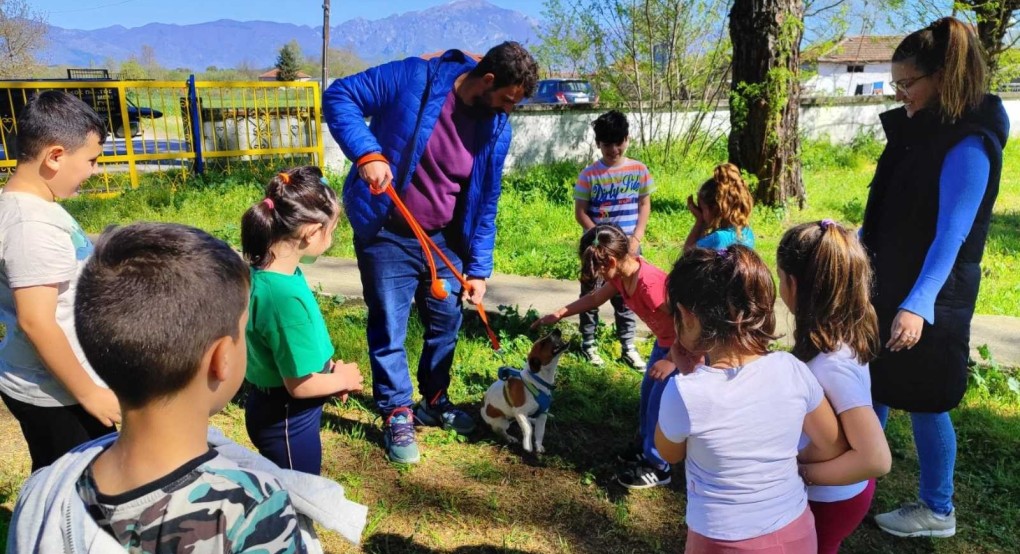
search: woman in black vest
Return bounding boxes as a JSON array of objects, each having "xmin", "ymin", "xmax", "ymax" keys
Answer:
[{"xmin": 861, "ymin": 17, "xmax": 1008, "ymax": 539}]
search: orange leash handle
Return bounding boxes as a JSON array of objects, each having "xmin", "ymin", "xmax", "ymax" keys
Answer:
[{"xmin": 371, "ymin": 182, "xmax": 501, "ymax": 351}]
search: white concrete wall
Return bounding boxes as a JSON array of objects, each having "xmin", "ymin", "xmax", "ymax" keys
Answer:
[{"xmin": 805, "ymin": 62, "xmax": 893, "ymax": 96}]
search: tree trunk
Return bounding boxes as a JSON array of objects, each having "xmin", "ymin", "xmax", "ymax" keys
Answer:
[{"xmin": 728, "ymin": 0, "xmax": 805, "ymax": 208}]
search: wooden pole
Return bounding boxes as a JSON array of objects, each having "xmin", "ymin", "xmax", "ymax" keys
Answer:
[{"xmin": 322, "ymin": 0, "xmax": 331, "ymax": 92}]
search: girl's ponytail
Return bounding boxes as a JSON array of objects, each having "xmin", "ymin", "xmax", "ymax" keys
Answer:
[
  {"xmin": 579, "ymin": 224, "xmax": 630, "ymax": 284},
  {"xmin": 240, "ymin": 166, "xmax": 340, "ymax": 269},
  {"xmin": 700, "ymin": 163, "xmax": 753, "ymax": 236}
]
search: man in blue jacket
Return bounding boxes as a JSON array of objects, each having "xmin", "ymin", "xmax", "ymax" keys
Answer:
[{"xmin": 323, "ymin": 42, "xmax": 538, "ymax": 463}]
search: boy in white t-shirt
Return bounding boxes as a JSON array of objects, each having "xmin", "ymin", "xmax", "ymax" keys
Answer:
[{"xmin": 0, "ymin": 90, "xmax": 119, "ymax": 470}]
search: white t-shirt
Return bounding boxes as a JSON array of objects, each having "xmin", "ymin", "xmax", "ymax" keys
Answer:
[
  {"xmin": 803, "ymin": 346, "xmax": 873, "ymax": 503},
  {"xmin": 0, "ymin": 192, "xmax": 103, "ymax": 406},
  {"xmin": 658, "ymin": 351, "xmax": 823, "ymax": 541}
]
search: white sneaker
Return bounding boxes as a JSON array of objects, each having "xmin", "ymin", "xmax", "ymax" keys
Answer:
[
  {"xmin": 875, "ymin": 501, "xmax": 956, "ymax": 538},
  {"xmin": 620, "ymin": 346, "xmax": 645, "ymax": 371},
  {"xmin": 580, "ymin": 344, "xmax": 605, "ymax": 367}
]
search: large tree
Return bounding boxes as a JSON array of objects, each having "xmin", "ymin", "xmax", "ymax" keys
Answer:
[
  {"xmin": 962, "ymin": 0, "xmax": 1020, "ymax": 79},
  {"xmin": 728, "ymin": 0, "xmax": 805, "ymax": 208},
  {"xmin": 0, "ymin": 0, "xmax": 47, "ymax": 78}
]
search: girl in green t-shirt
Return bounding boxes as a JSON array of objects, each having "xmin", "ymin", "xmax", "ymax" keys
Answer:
[{"xmin": 240, "ymin": 166, "xmax": 364, "ymax": 475}]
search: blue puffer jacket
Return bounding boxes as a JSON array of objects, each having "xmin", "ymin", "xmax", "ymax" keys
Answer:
[{"xmin": 322, "ymin": 50, "xmax": 511, "ymax": 278}]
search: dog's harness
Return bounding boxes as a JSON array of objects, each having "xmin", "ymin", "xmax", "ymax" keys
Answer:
[{"xmin": 497, "ymin": 366, "xmax": 554, "ymax": 415}]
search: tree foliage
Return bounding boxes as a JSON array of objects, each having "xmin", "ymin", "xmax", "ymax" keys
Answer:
[
  {"xmin": 275, "ymin": 40, "xmax": 303, "ymax": 81},
  {"xmin": 0, "ymin": 0, "xmax": 47, "ymax": 78}
]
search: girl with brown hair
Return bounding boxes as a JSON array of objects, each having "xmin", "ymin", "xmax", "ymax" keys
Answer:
[
  {"xmin": 778, "ymin": 220, "xmax": 892, "ymax": 553},
  {"xmin": 861, "ymin": 16, "xmax": 1008, "ymax": 537},
  {"xmin": 683, "ymin": 163, "xmax": 755, "ymax": 251},
  {"xmin": 656, "ymin": 246, "xmax": 845, "ymax": 552}
]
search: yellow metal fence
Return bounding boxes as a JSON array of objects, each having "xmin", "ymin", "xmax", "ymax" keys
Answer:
[{"xmin": 0, "ymin": 79, "xmax": 323, "ymax": 193}]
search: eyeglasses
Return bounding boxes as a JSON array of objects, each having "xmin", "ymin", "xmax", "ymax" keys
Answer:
[{"xmin": 890, "ymin": 73, "xmax": 932, "ymax": 94}]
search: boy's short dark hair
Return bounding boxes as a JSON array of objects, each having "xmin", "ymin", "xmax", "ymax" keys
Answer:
[
  {"xmin": 15, "ymin": 90, "xmax": 107, "ymax": 162},
  {"xmin": 469, "ymin": 41, "xmax": 540, "ymax": 97},
  {"xmin": 75, "ymin": 223, "xmax": 250, "ymax": 408},
  {"xmin": 592, "ymin": 110, "xmax": 629, "ymax": 145}
]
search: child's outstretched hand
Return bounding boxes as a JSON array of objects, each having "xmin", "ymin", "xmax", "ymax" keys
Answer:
[
  {"xmin": 531, "ymin": 310, "xmax": 564, "ymax": 330},
  {"xmin": 332, "ymin": 360, "xmax": 364, "ymax": 402}
]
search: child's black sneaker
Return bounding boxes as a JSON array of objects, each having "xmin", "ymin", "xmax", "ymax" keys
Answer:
[
  {"xmin": 616, "ymin": 443, "xmax": 646, "ymax": 465},
  {"xmin": 616, "ymin": 462, "xmax": 671, "ymax": 489}
]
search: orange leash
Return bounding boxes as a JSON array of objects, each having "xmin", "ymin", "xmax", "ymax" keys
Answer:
[{"xmin": 372, "ymin": 183, "xmax": 501, "ymax": 351}]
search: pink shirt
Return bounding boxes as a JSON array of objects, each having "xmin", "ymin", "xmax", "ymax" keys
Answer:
[{"xmin": 609, "ymin": 258, "xmax": 676, "ymax": 347}]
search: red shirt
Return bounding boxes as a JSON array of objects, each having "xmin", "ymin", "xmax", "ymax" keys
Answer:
[{"xmin": 610, "ymin": 258, "xmax": 676, "ymax": 347}]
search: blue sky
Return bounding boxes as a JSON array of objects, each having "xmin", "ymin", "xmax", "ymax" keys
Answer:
[{"xmin": 39, "ymin": 0, "xmax": 548, "ymax": 30}]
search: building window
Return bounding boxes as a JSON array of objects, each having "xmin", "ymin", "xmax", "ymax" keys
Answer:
[{"xmin": 847, "ymin": 65, "xmax": 865, "ymax": 73}]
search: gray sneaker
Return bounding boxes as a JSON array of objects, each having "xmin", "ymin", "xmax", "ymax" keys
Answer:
[
  {"xmin": 581, "ymin": 344, "xmax": 605, "ymax": 366},
  {"xmin": 875, "ymin": 502, "xmax": 956, "ymax": 538},
  {"xmin": 620, "ymin": 346, "xmax": 645, "ymax": 371}
]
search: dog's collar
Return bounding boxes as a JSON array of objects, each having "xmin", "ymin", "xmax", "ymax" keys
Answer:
[{"xmin": 497, "ymin": 366, "xmax": 554, "ymax": 414}]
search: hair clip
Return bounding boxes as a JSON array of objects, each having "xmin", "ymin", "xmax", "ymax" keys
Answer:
[
  {"xmin": 262, "ymin": 198, "xmax": 275, "ymax": 210},
  {"xmin": 278, "ymin": 172, "xmax": 290, "ymax": 185},
  {"xmin": 716, "ymin": 248, "xmax": 731, "ymax": 259},
  {"xmin": 320, "ymin": 176, "xmax": 329, "ymax": 186},
  {"xmin": 820, "ymin": 219, "xmax": 835, "ymax": 229}
]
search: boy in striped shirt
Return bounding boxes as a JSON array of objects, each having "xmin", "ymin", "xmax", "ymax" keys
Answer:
[{"xmin": 573, "ymin": 110, "xmax": 655, "ymax": 369}]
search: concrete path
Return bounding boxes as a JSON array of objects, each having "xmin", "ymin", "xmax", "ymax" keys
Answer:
[{"xmin": 301, "ymin": 256, "xmax": 1020, "ymax": 367}]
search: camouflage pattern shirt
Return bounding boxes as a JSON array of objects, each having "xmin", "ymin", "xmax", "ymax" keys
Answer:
[{"xmin": 76, "ymin": 449, "xmax": 308, "ymax": 553}]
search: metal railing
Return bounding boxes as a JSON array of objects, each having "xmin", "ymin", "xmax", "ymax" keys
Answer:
[{"xmin": 1, "ymin": 78, "xmax": 324, "ymax": 193}]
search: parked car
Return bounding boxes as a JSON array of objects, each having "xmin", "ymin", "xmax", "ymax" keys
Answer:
[{"xmin": 524, "ymin": 79, "xmax": 598, "ymax": 105}]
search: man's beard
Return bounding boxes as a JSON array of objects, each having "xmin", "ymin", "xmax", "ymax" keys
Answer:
[{"xmin": 466, "ymin": 87, "xmax": 500, "ymax": 118}]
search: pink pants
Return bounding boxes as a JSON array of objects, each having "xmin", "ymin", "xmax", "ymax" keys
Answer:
[
  {"xmin": 685, "ymin": 507, "xmax": 816, "ymax": 553},
  {"xmin": 808, "ymin": 479, "xmax": 877, "ymax": 554}
]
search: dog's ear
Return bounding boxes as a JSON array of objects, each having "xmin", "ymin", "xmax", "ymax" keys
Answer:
[{"xmin": 528, "ymin": 356, "xmax": 540, "ymax": 372}]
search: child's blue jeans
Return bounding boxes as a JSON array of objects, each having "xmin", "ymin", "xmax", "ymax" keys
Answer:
[
  {"xmin": 245, "ymin": 385, "xmax": 327, "ymax": 475},
  {"xmin": 874, "ymin": 402, "xmax": 956, "ymax": 515},
  {"xmin": 639, "ymin": 343, "xmax": 676, "ymax": 469}
]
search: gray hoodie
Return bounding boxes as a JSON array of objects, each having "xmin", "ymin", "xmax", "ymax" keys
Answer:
[{"xmin": 6, "ymin": 427, "xmax": 368, "ymax": 553}]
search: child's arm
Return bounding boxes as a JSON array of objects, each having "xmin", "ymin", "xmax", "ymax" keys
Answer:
[
  {"xmin": 532, "ymin": 282, "xmax": 618, "ymax": 328},
  {"xmin": 798, "ymin": 396, "xmax": 849, "ymax": 463},
  {"xmin": 798, "ymin": 406, "xmax": 891, "ymax": 486},
  {"xmin": 13, "ymin": 285, "xmax": 121, "ymax": 426},
  {"xmin": 574, "ymin": 199, "xmax": 597, "ymax": 231},
  {"xmin": 283, "ymin": 360, "xmax": 364, "ymax": 400},
  {"xmin": 683, "ymin": 195, "xmax": 708, "ymax": 252},
  {"xmin": 631, "ymin": 194, "xmax": 651, "ymax": 253},
  {"xmin": 654, "ymin": 424, "xmax": 687, "ymax": 464}
]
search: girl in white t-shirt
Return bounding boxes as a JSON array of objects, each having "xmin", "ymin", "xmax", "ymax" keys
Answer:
[
  {"xmin": 656, "ymin": 245, "xmax": 846, "ymax": 553},
  {"xmin": 777, "ymin": 220, "xmax": 892, "ymax": 553}
]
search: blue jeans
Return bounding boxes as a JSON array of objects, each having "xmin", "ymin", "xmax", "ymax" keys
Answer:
[
  {"xmin": 874, "ymin": 402, "xmax": 956, "ymax": 515},
  {"xmin": 354, "ymin": 227, "xmax": 464, "ymax": 414},
  {"xmin": 639, "ymin": 343, "xmax": 676, "ymax": 469},
  {"xmin": 245, "ymin": 386, "xmax": 327, "ymax": 475}
]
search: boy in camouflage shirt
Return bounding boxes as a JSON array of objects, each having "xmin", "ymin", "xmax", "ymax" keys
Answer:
[{"xmin": 8, "ymin": 223, "xmax": 322, "ymax": 553}]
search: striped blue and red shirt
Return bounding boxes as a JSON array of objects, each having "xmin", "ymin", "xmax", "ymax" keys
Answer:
[{"xmin": 574, "ymin": 158, "xmax": 655, "ymax": 236}]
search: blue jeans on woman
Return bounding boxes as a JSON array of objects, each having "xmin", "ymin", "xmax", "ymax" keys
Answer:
[
  {"xmin": 874, "ymin": 402, "xmax": 956, "ymax": 515},
  {"xmin": 640, "ymin": 343, "xmax": 676, "ymax": 469},
  {"xmin": 354, "ymin": 227, "xmax": 464, "ymax": 415}
]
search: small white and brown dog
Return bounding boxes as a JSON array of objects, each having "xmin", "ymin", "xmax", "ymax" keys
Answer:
[{"xmin": 481, "ymin": 330, "xmax": 569, "ymax": 454}]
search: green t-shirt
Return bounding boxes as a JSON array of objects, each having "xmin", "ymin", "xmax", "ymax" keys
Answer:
[{"xmin": 245, "ymin": 267, "xmax": 334, "ymax": 389}]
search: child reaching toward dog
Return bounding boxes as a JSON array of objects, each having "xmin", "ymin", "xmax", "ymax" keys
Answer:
[
  {"xmin": 684, "ymin": 163, "xmax": 755, "ymax": 251},
  {"xmin": 778, "ymin": 220, "xmax": 892, "ymax": 553},
  {"xmin": 656, "ymin": 245, "xmax": 846, "ymax": 552},
  {"xmin": 241, "ymin": 166, "xmax": 364, "ymax": 475},
  {"xmin": 534, "ymin": 224, "xmax": 696, "ymax": 489}
]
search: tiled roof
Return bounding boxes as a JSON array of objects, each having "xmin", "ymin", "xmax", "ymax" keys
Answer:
[
  {"xmin": 817, "ymin": 35, "xmax": 905, "ymax": 63},
  {"xmin": 258, "ymin": 68, "xmax": 312, "ymax": 79}
]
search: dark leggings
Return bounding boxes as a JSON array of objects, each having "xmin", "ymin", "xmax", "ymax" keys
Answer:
[
  {"xmin": 1, "ymin": 391, "xmax": 115, "ymax": 471},
  {"xmin": 244, "ymin": 386, "xmax": 327, "ymax": 475}
]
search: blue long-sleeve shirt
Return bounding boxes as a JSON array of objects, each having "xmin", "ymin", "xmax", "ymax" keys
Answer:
[{"xmin": 899, "ymin": 135, "xmax": 991, "ymax": 323}]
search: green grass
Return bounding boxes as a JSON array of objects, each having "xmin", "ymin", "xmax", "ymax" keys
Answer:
[{"xmin": 63, "ymin": 136, "xmax": 1020, "ymax": 317}]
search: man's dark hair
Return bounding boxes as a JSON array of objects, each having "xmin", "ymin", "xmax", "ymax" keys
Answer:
[
  {"xmin": 15, "ymin": 90, "xmax": 107, "ymax": 162},
  {"xmin": 592, "ymin": 110, "xmax": 629, "ymax": 144},
  {"xmin": 469, "ymin": 41, "xmax": 540, "ymax": 97},
  {"xmin": 75, "ymin": 223, "xmax": 250, "ymax": 408}
]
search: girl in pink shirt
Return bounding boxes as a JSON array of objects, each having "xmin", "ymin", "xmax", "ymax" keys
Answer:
[{"xmin": 535, "ymin": 224, "xmax": 697, "ymax": 489}]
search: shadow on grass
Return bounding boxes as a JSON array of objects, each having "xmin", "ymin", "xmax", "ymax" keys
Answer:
[
  {"xmin": 988, "ymin": 210, "xmax": 1020, "ymax": 251},
  {"xmin": 363, "ymin": 533, "xmax": 539, "ymax": 553}
]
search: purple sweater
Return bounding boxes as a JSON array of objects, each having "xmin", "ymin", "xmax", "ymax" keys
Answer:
[{"xmin": 402, "ymin": 90, "xmax": 478, "ymax": 231}]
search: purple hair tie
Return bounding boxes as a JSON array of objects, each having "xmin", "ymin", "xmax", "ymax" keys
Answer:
[
  {"xmin": 717, "ymin": 248, "xmax": 730, "ymax": 259},
  {"xmin": 262, "ymin": 198, "xmax": 275, "ymax": 210},
  {"xmin": 820, "ymin": 219, "xmax": 835, "ymax": 229}
]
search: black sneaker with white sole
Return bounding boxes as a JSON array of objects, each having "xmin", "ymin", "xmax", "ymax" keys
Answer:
[{"xmin": 616, "ymin": 462, "xmax": 671, "ymax": 489}]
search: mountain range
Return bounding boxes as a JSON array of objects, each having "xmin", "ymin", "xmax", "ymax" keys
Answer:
[{"xmin": 38, "ymin": 0, "xmax": 540, "ymax": 70}]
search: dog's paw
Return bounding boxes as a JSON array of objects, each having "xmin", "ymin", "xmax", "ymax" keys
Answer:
[
  {"xmin": 503, "ymin": 435, "xmax": 519, "ymax": 445},
  {"xmin": 522, "ymin": 442, "xmax": 533, "ymax": 453},
  {"xmin": 535, "ymin": 444, "xmax": 545, "ymax": 454}
]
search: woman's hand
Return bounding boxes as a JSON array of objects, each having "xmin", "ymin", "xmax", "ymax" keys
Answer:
[{"xmin": 887, "ymin": 309, "xmax": 924, "ymax": 352}]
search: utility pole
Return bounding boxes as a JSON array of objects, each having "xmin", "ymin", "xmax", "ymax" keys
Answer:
[{"xmin": 322, "ymin": 0, "xmax": 331, "ymax": 92}]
